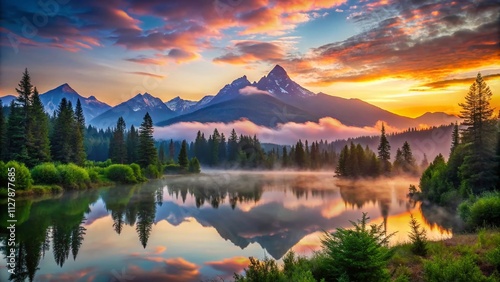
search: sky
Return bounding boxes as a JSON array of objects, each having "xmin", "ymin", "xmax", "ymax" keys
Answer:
[{"xmin": 0, "ymin": 0, "xmax": 499, "ymax": 118}]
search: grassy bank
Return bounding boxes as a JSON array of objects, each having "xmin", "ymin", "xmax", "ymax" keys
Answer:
[{"xmin": 233, "ymin": 212, "xmax": 500, "ymax": 282}]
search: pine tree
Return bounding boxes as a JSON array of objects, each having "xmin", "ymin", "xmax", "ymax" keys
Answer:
[
  {"xmin": 72, "ymin": 99, "xmax": 86, "ymax": 165},
  {"xmin": 169, "ymin": 139, "xmax": 175, "ymax": 161},
  {"xmin": 228, "ymin": 129, "xmax": 239, "ymax": 163},
  {"xmin": 401, "ymin": 141, "xmax": 416, "ymax": 174},
  {"xmin": 110, "ymin": 117, "xmax": 127, "ymax": 164},
  {"xmin": 51, "ymin": 99, "xmax": 76, "ymax": 163},
  {"xmin": 26, "ymin": 87, "xmax": 51, "ymax": 166},
  {"xmin": 210, "ymin": 128, "xmax": 221, "ymax": 166},
  {"xmin": 393, "ymin": 148, "xmax": 404, "ymax": 173},
  {"xmin": 5, "ymin": 101, "xmax": 29, "ymax": 162},
  {"xmin": 126, "ymin": 125, "xmax": 139, "ymax": 163},
  {"xmin": 459, "ymin": 73, "xmax": 497, "ymax": 194},
  {"xmin": 377, "ymin": 123, "xmax": 391, "ymax": 175},
  {"xmin": 295, "ymin": 140, "xmax": 306, "ymax": 168},
  {"xmin": 178, "ymin": 140, "xmax": 189, "ymax": 169},
  {"xmin": 188, "ymin": 157, "xmax": 201, "ymax": 173},
  {"xmin": 137, "ymin": 113, "xmax": 158, "ymax": 167},
  {"xmin": 335, "ymin": 145, "xmax": 349, "ymax": 176},
  {"xmin": 420, "ymin": 153, "xmax": 429, "ymax": 171},
  {"xmin": 282, "ymin": 146, "xmax": 288, "ymax": 168},
  {"xmin": 450, "ymin": 122, "xmax": 459, "ymax": 156},
  {"xmin": 218, "ymin": 133, "xmax": 227, "ymax": 164}
]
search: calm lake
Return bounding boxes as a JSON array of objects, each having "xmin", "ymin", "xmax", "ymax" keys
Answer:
[{"xmin": 0, "ymin": 171, "xmax": 458, "ymax": 282}]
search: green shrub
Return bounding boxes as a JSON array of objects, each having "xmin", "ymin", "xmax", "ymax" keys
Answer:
[
  {"xmin": 2, "ymin": 161, "xmax": 33, "ymax": 190},
  {"xmin": 423, "ymin": 255, "xmax": 491, "ymax": 282},
  {"xmin": 56, "ymin": 163, "xmax": 90, "ymax": 189},
  {"xmin": 130, "ymin": 163, "xmax": 146, "ymax": 182},
  {"xmin": 105, "ymin": 164, "xmax": 137, "ymax": 184},
  {"xmin": 31, "ymin": 163, "xmax": 60, "ymax": 185},
  {"xmin": 460, "ymin": 193, "xmax": 500, "ymax": 228},
  {"xmin": 143, "ymin": 164, "xmax": 161, "ymax": 179},
  {"xmin": 234, "ymin": 257, "xmax": 286, "ymax": 282},
  {"xmin": 320, "ymin": 212, "xmax": 395, "ymax": 281},
  {"xmin": 408, "ymin": 214, "xmax": 428, "ymax": 256},
  {"xmin": 86, "ymin": 167, "xmax": 100, "ymax": 183},
  {"xmin": 164, "ymin": 163, "xmax": 183, "ymax": 174},
  {"xmin": 486, "ymin": 246, "xmax": 500, "ymax": 271},
  {"xmin": 189, "ymin": 157, "xmax": 201, "ymax": 173}
]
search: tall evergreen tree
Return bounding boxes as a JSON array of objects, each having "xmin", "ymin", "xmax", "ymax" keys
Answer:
[
  {"xmin": 450, "ymin": 122, "xmax": 460, "ymax": 156},
  {"xmin": 110, "ymin": 117, "xmax": 127, "ymax": 164},
  {"xmin": 51, "ymin": 98, "xmax": 75, "ymax": 163},
  {"xmin": 169, "ymin": 139, "xmax": 175, "ymax": 161},
  {"xmin": 26, "ymin": 87, "xmax": 51, "ymax": 166},
  {"xmin": 137, "ymin": 113, "xmax": 157, "ymax": 167},
  {"xmin": 72, "ymin": 99, "xmax": 86, "ymax": 165},
  {"xmin": 218, "ymin": 133, "xmax": 227, "ymax": 164},
  {"xmin": 228, "ymin": 129, "xmax": 239, "ymax": 163},
  {"xmin": 178, "ymin": 140, "xmax": 189, "ymax": 169},
  {"xmin": 459, "ymin": 73, "xmax": 497, "ymax": 193},
  {"xmin": 6, "ymin": 101, "xmax": 29, "ymax": 162},
  {"xmin": 126, "ymin": 125, "xmax": 139, "ymax": 163},
  {"xmin": 377, "ymin": 123, "xmax": 392, "ymax": 174},
  {"xmin": 401, "ymin": 141, "xmax": 417, "ymax": 173},
  {"xmin": 295, "ymin": 140, "xmax": 306, "ymax": 168},
  {"xmin": 282, "ymin": 146, "xmax": 288, "ymax": 168}
]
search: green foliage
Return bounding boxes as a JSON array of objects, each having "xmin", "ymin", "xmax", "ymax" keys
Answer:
[
  {"xmin": 137, "ymin": 113, "xmax": 158, "ymax": 167},
  {"xmin": 423, "ymin": 255, "xmax": 493, "ymax": 282},
  {"xmin": 109, "ymin": 116, "xmax": 127, "ymax": 164},
  {"xmin": 129, "ymin": 163, "xmax": 146, "ymax": 182},
  {"xmin": 178, "ymin": 140, "xmax": 189, "ymax": 169},
  {"xmin": 143, "ymin": 164, "xmax": 161, "ymax": 179},
  {"xmin": 188, "ymin": 157, "xmax": 201, "ymax": 173},
  {"xmin": 31, "ymin": 163, "xmax": 60, "ymax": 185},
  {"xmin": 86, "ymin": 167, "xmax": 100, "ymax": 183},
  {"xmin": 486, "ymin": 246, "xmax": 500, "ymax": 271},
  {"xmin": 164, "ymin": 163, "xmax": 183, "ymax": 174},
  {"xmin": 378, "ymin": 123, "xmax": 392, "ymax": 174},
  {"xmin": 234, "ymin": 257, "xmax": 285, "ymax": 282},
  {"xmin": 419, "ymin": 154, "xmax": 455, "ymax": 204},
  {"xmin": 105, "ymin": 164, "xmax": 137, "ymax": 184},
  {"xmin": 56, "ymin": 163, "xmax": 90, "ymax": 189},
  {"xmin": 336, "ymin": 142, "xmax": 379, "ymax": 178},
  {"xmin": 3, "ymin": 161, "xmax": 32, "ymax": 190},
  {"xmin": 408, "ymin": 214, "xmax": 428, "ymax": 256},
  {"xmin": 320, "ymin": 212, "xmax": 395, "ymax": 281},
  {"xmin": 459, "ymin": 193, "xmax": 500, "ymax": 228}
]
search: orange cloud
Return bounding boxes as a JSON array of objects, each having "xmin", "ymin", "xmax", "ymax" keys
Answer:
[{"xmin": 205, "ymin": 256, "xmax": 250, "ymax": 276}]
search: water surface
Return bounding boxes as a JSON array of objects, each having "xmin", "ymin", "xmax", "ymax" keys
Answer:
[{"xmin": 0, "ymin": 171, "xmax": 457, "ymax": 281}]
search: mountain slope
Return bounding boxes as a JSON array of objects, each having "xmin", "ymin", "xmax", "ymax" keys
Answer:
[
  {"xmin": 205, "ymin": 76, "xmax": 251, "ymax": 106},
  {"xmin": 157, "ymin": 94, "xmax": 317, "ymax": 127},
  {"xmin": 90, "ymin": 93, "xmax": 175, "ymax": 128},
  {"xmin": 165, "ymin": 95, "xmax": 215, "ymax": 114},
  {"xmin": 256, "ymin": 65, "xmax": 315, "ymax": 100},
  {"xmin": 40, "ymin": 83, "xmax": 111, "ymax": 121},
  {"xmin": 0, "ymin": 95, "xmax": 16, "ymax": 106}
]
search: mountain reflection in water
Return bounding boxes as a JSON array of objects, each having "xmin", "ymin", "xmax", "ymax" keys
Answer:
[{"xmin": 0, "ymin": 171, "xmax": 457, "ymax": 282}]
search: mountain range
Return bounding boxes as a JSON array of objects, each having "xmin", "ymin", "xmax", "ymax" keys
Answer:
[{"xmin": 0, "ymin": 65, "xmax": 459, "ymax": 130}]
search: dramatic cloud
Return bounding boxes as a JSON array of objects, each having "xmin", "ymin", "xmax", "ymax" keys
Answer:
[
  {"xmin": 154, "ymin": 117, "xmax": 402, "ymax": 144},
  {"xmin": 214, "ymin": 41, "xmax": 285, "ymax": 65},
  {"xmin": 205, "ymin": 256, "xmax": 250, "ymax": 278},
  {"xmin": 301, "ymin": 0, "xmax": 500, "ymax": 84},
  {"xmin": 410, "ymin": 73, "xmax": 500, "ymax": 91}
]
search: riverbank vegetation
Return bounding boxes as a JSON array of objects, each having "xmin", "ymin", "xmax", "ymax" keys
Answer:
[{"xmin": 0, "ymin": 69, "xmax": 200, "ymax": 197}]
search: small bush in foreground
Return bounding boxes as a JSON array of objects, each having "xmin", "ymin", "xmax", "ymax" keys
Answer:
[
  {"xmin": 130, "ymin": 163, "xmax": 146, "ymax": 181},
  {"xmin": 424, "ymin": 254, "xmax": 493, "ymax": 282},
  {"xmin": 320, "ymin": 212, "xmax": 395, "ymax": 281},
  {"xmin": 31, "ymin": 163, "xmax": 60, "ymax": 185},
  {"xmin": 409, "ymin": 214, "xmax": 428, "ymax": 256},
  {"xmin": 105, "ymin": 164, "xmax": 137, "ymax": 184}
]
